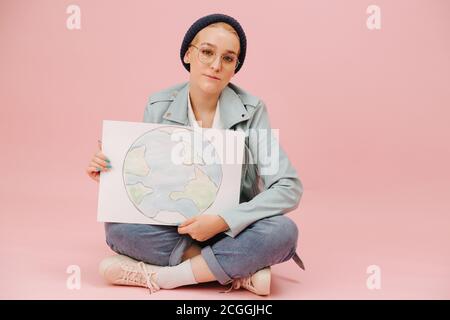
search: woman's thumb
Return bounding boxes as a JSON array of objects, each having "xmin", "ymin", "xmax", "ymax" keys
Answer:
[{"xmin": 97, "ymin": 139, "xmax": 102, "ymax": 150}]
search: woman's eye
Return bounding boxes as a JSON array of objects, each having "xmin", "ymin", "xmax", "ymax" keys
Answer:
[
  {"xmin": 201, "ymin": 49, "xmax": 214, "ymax": 56},
  {"xmin": 224, "ymin": 56, "xmax": 235, "ymax": 63}
]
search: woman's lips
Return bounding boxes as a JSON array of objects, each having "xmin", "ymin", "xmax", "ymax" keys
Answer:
[{"xmin": 204, "ymin": 74, "xmax": 220, "ymax": 80}]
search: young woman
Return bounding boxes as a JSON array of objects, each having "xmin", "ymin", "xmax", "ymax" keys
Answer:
[{"xmin": 86, "ymin": 13, "xmax": 304, "ymax": 296}]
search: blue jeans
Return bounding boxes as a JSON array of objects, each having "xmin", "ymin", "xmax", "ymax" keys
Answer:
[{"xmin": 104, "ymin": 215, "xmax": 299, "ymax": 285}]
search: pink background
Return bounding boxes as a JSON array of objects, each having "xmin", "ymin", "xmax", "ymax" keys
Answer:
[{"xmin": 1, "ymin": 0, "xmax": 449, "ymax": 299}]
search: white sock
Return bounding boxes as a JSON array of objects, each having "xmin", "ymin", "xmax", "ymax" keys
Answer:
[{"xmin": 153, "ymin": 259, "xmax": 198, "ymax": 289}]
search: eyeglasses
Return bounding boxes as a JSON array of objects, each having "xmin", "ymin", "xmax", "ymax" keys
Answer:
[{"xmin": 189, "ymin": 44, "xmax": 240, "ymax": 71}]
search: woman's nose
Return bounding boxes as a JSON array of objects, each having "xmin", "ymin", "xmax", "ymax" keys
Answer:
[{"xmin": 210, "ymin": 55, "xmax": 222, "ymax": 71}]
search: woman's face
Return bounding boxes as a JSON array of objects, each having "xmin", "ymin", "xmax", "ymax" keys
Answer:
[{"xmin": 184, "ymin": 26, "xmax": 240, "ymax": 96}]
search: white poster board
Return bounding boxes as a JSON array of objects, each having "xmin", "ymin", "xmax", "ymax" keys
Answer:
[{"xmin": 97, "ymin": 120, "xmax": 245, "ymax": 226}]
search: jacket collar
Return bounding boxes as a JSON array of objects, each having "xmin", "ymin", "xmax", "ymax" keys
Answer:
[{"xmin": 163, "ymin": 82, "xmax": 250, "ymax": 129}]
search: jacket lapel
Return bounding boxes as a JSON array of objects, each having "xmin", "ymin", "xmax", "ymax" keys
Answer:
[
  {"xmin": 162, "ymin": 82, "xmax": 250, "ymax": 129},
  {"xmin": 162, "ymin": 83, "xmax": 190, "ymax": 125},
  {"xmin": 219, "ymin": 85, "xmax": 250, "ymax": 129}
]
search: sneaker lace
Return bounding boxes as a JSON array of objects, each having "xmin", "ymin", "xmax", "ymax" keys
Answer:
[
  {"xmin": 123, "ymin": 261, "xmax": 160, "ymax": 294},
  {"xmin": 220, "ymin": 276, "xmax": 253, "ymax": 294}
]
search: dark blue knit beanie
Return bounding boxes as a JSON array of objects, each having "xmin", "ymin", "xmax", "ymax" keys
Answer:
[{"xmin": 180, "ymin": 13, "xmax": 247, "ymax": 74}]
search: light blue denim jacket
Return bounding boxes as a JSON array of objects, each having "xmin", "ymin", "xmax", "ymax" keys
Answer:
[{"xmin": 143, "ymin": 81, "xmax": 304, "ymax": 239}]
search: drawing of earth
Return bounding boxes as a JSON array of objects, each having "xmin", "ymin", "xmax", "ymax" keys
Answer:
[{"xmin": 122, "ymin": 126, "xmax": 222, "ymax": 224}]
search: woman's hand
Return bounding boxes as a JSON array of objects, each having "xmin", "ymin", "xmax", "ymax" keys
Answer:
[
  {"xmin": 86, "ymin": 140, "xmax": 112, "ymax": 182},
  {"xmin": 178, "ymin": 215, "xmax": 229, "ymax": 242}
]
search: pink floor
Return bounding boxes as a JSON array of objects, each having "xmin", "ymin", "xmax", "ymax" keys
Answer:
[{"xmin": 1, "ymin": 178, "xmax": 449, "ymax": 300}]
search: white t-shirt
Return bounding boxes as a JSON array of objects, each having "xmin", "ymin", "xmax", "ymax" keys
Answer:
[{"xmin": 187, "ymin": 92, "xmax": 223, "ymax": 129}]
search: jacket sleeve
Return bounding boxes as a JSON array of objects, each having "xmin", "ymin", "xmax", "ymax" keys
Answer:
[{"xmin": 219, "ymin": 100, "xmax": 304, "ymax": 238}]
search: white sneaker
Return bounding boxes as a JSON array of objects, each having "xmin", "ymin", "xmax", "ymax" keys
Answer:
[
  {"xmin": 99, "ymin": 254, "xmax": 162, "ymax": 293},
  {"xmin": 223, "ymin": 267, "xmax": 271, "ymax": 296}
]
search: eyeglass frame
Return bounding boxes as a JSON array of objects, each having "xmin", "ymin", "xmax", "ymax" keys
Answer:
[{"xmin": 188, "ymin": 44, "xmax": 240, "ymax": 71}]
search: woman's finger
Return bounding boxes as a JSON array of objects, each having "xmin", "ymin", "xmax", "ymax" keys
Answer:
[
  {"xmin": 87, "ymin": 165, "xmax": 102, "ymax": 173},
  {"xmin": 177, "ymin": 225, "xmax": 191, "ymax": 235},
  {"xmin": 179, "ymin": 217, "xmax": 196, "ymax": 228},
  {"xmin": 86, "ymin": 166, "xmax": 100, "ymax": 181},
  {"xmin": 90, "ymin": 159, "xmax": 110, "ymax": 171},
  {"xmin": 92, "ymin": 157, "xmax": 110, "ymax": 168},
  {"xmin": 95, "ymin": 151, "xmax": 109, "ymax": 162}
]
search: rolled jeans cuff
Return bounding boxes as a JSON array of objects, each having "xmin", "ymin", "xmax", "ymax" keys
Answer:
[{"xmin": 201, "ymin": 245, "xmax": 232, "ymax": 285}]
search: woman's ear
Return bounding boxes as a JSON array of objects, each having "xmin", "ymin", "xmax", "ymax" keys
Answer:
[{"xmin": 183, "ymin": 49, "xmax": 191, "ymax": 64}]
